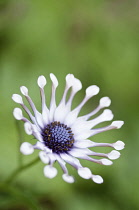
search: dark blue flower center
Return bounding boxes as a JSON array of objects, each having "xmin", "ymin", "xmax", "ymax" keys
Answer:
[{"xmin": 42, "ymin": 121, "xmax": 74, "ymax": 154}]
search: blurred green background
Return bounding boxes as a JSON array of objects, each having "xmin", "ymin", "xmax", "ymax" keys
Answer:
[{"xmin": 0, "ymin": 0, "xmax": 139, "ymax": 209}]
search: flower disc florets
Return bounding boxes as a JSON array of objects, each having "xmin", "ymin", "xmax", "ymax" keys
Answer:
[
  {"xmin": 12, "ymin": 73, "xmax": 125, "ymax": 184},
  {"xmin": 42, "ymin": 121, "xmax": 74, "ymax": 153}
]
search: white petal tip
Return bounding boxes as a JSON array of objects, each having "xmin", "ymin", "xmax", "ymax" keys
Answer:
[
  {"xmin": 101, "ymin": 159, "xmax": 113, "ymax": 165},
  {"xmin": 24, "ymin": 122, "xmax": 32, "ymax": 135},
  {"xmin": 12, "ymin": 94, "xmax": 23, "ymax": 104},
  {"xmin": 39, "ymin": 151, "xmax": 49, "ymax": 164},
  {"xmin": 108, "ymin": 150, "xmax": 120, "ymax": 160},
  {"xmin": 92, "ymin": 175, "xmax": 103, "ymax": 184},
  {"xmin": 20, "ymin": 86, "xmax": 28, "ymax": 96},
  {"xmin": 62, "ymin": 174, "xmax": 74, "ymax": 183},
  {"xmin": 111, "ymin": 121, "xmax": 124, "ymax": 129},
  {"xmin": 99, "ymin": 97, "xmax": 111, "ymax": 107},
  {"xmin": 103, "ymin": 109, "xmax": 114, "ymax": 121},
  {"xmin": 20, "ymin": 142, "xmax": 34, "ymax": 155},
  {"xmin": 37, "ymin": 75, "xmax": 47, "ymax": 88},
  {"xmin": 78, "ymin": 167, "xmax": 92, "ymax": 179},
  {"xmin": 66, "ymin": 74, "xmax": 75, "ymax": 87},
  {"xmin": 72, "ymin": 78, "xmax": 82, "ymax": 91},
  {"xmin": 13, "ymin": 108, "xmax": 23, "ymax": 120},
  {"xmin": 50, "ymin": 73, "xmax": 58, "ymax": 87},
  {"xmin": 44, "ymin": 165, "xmax": 57, "ymax": 179},
  {"xmin": 113, "ymin": 140, "xmax": 125, "ymax": 150},
  {"xmin": 86, "ymin": 85, "xmax": 100, "ymax": 97}
]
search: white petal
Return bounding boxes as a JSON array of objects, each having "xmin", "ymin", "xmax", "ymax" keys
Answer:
[
  {"xmin": 92, "ymin": 175, "xmax": 103, "ymax": 184},
  {"xmin": 66, "ymin": 74, "xmax": 75, "ymax": 87},
  {"xmin": 50, "ymin": 73, "xmax": 58, "ymax": 88},
  {"xmin": 69, "ymin": 149, "xmax": 112, "ymax": 165},
  {"xmin": 86, "ymin": 141, "xmax": 121, "ymax": 151},
  {"xmin": 39, "ymin": 151, "xmax": 49, "ymax": 164},
  {"xmin": 108, "ymin": 150, "xmax": 120, "ymax": 160},
  {"xmin": 21, "ymin": 104, "xmax": 37, "ymax": 126},
  {"xmin": 65, "ymin": 78, "xmax": 82, "ymax": 110},
  {"xmin": 37, "ymin": 75, "xmax": 47, "ymax": 88},
  {"xmin": 20, "ymin": 86, "xmax": 28, "ymax": 96},
  {"xmin": 44, "ymin": 165, "xmax": 57, "ymax": 179},
  {"xmin": 54, "ymin": 94, "xmax": 70, "ymax": 121},
  {"xmin": 78, "ymin": 167, "xmax": 92, "ymax": 179},
  {"xmin": 64, "ymin": 85, "xmax": 99, "ymax": 126},
  {"xmin": 113, "ymin": 140, "xmax": 125, "ymax": 150},
  {"xmin": 64, "ymin": 109, "xmax": 79, "ymax": 126},
  {"xmin": 39, "ymin": 91, "xmax": 49, "ymax": 125},
  {"xmin": 74, "ymin": 130, "xmax": 92, "ymax": 141},
  {"xmin": 74, "ymin": 140, "xmax": 95, "ymax": 148},
  {"xmin": 48, "ymin": 153, "xmax": 57, "ymax": 164},
  {"xmin": 99, "ymin": 97, "xmax": 111, "ymax": 108},
  {"xmin": 68, "ymin": 148, "xmax": 90, "ymax": 158},
  {"xmin": 88, "ymin": 120, "xmax": 124, "ymax": 137},
  {"xmin": 20, "ymin": 87, "xmax": 45, "ymax": 128},
  {"xmin": 49, "ymin": 73, "xmax": 58, "ymax": 121},
  {"xmin": 37, "ymin": 76, "xmax": 48, "ymax": 119},
  {"xmin": 72, "ymin": 109, "xmax": 114, "ymax": 134},
  {"xmin": 75, "ymin": 97, "xmax": 111, "ymax": 122},
  {"xmin": 26, "ymin": 96, "xmax": 44, "ymax": 128},
  {"xmin": 34, "ymin": 113, "xmax": 44, "ymax": 128},
  {"xmin": 86, "ymin": 109, "xmax": 114, "ymax": 129},
  {"xmin": 62, "ymin": 174, "xmax": 74, "ymax": 183},
  {"xmin": 13, "ymin": 108, "xmax": 23, "ymax": 120},
  {"xmin": 24, "ymin": 122, "xmax": 32, "ymax": 135},
  {"xmin": 20, "ymin": 142, "xmax": 34, "ymax": 155},
  {"xmin": 43, "ymin": 147, "xmax": 52, "ymax": 154},
  {"xmin": 60, "ymin": 153, "xmax": 82, "ymax": 169},
  {"xmin": 54, "ymin": 104, "xmax": 69, "ymax": 122},
  {"xmin": 32, "ymin": 128, "xmax": 43, "ymax": 142},
  {"xmin": 72, "ymin": 78, "xmax": 82, "ymax": 92},
  {"xmin": 55, "ymin": 154, "xmax": 69, "ymax": 174},
  {"xmin": 101, "ymin": 159, "xmax": 113, "ymax": 165},
  {"xmin": 12, "ymin": 94, "xmax": 23, "ymax": 104},
  {"xmin": 101, "ymin": 109, "xmax": 114, "ymax": 121},
  {"xmin": 111, "ymin": 121, "xmax": 124, "ymax": 129},
  {"xmin": 54, "ymin": 74, "xmax": 75, "ymax": 122},
  {"xmin": 34, "ymin": 141, "xmax": 45, "ymax": 150},
  {"xmin": 86, "ymin": 85, "xmax": 100, "ymax": 97}
]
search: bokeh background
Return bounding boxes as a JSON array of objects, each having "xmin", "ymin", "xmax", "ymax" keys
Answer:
[{"xmin": 0, "ymin": 0, "xmax": 139, "ymax": 209}]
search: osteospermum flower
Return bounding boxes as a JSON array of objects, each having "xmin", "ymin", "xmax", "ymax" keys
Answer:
[{"xmin": 12, "ymin": 74, "xmax": 125, "ymax": 184}]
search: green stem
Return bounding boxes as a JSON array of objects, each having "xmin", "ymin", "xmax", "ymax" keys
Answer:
[
  {"xmin": 5, "ymin": 157, "xmax": 40, "ymax": 184},
  {"xmin": 0, "ymin": 183, "xmax": 41, "ymax": 209}
]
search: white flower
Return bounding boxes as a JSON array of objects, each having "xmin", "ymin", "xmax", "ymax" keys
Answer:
[{"xmin": 12, "ymin": 74, "xmax": 125, "ymax": 184}]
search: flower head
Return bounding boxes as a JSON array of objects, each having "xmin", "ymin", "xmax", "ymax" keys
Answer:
[{"xmin": 12, "ymin": 74, "xmax": 125, "ymax": 184}]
